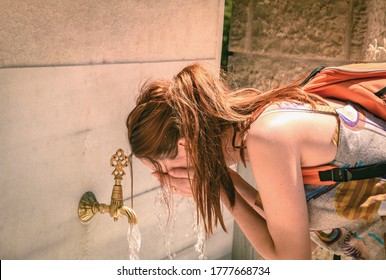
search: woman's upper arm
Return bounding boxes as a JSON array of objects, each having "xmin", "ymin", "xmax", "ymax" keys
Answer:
[{"xmin": 246, "ymin": 115, "xmax": 312, "ymax": 259}]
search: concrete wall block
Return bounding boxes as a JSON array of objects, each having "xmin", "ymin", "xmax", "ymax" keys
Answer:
[
  {"xmin": 0, "ymin": 0, "xmax": 223, "ymax": 67},
  {"xmin": 249, "ymin": 0, "xmax": 350, "ymax": 59},
  {"xmin": 0, "ymin": 60, "xmax": 230, "ymax": 259}
]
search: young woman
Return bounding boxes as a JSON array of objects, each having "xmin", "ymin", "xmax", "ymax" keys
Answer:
[{"xmin": 126, "ymin": 63, "xmax": 386, "ymax": 259}]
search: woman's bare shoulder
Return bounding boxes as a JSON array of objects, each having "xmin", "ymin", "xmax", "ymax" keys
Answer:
[
  {"xmin": 247, "ymin": 109, "xmax": 338, "ymax": 166},
  {"xmin": 248, "ymin": 110, "xmax": 307, "ymax": 142}
]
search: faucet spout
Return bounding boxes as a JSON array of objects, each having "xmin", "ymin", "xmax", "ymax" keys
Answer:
[{"xmin": 120, "ymin": 206, "xmax": 138, "ymax": 224}]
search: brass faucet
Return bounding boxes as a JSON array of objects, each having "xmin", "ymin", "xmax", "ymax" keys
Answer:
[{"xmin": 78, "ymin": 149, "xmax": 137, "ymax": 224}]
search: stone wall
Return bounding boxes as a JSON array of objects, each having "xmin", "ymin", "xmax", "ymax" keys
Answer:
[
  {"xmin": 227, "ymin": 0, "xmax": 386, "ymax": 260},
  {"xmin": 228, "ymin": 0, "xmax": 386, "ymax": 92}
]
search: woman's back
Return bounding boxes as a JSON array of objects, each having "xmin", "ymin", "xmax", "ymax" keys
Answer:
[{"xmin": 247, "ymin": 100, "xmax": 386, "ymax": 259}]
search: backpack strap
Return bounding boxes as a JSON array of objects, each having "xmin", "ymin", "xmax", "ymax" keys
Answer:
[
  {"xmin": 375, "ymin": 86, "xmax": 386, "ymax": 98},
  {"xmin": 318, "ymin": 161, "xmax": 386, "ymax": 182},
  {"xmin": 298, "ymin": 66, "xmax": 325, "ymax": 86}
]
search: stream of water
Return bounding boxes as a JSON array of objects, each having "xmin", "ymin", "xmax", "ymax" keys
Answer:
[{"xmin": 127, "ymin": 223, "xmax": 141, "ymax": 260}]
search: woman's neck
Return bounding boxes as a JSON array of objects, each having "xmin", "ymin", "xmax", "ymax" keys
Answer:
[{"xmin": 222, "ymin": 128, "xmax": 248, "ymax": 166}]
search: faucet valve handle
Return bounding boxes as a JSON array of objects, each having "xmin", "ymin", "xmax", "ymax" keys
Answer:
[{"xmin": 110, "ymin": 148, "xmax": 129, "ymax": 181}]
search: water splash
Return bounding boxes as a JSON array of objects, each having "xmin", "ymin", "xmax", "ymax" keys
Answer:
[
  {"xmin": 155, "ymin": 187, "xmax": 181, "ymax": 259},
  {"xmin": 127, "ymin": 223, "xmax": 141, "ymax": 260},
  {"xmin": 192, "ymin": 207, "xmax": 207, "ymax": 260},
  {"xmin": 155, "ymin": 188, "xmax": 207, "ymax": 259}
]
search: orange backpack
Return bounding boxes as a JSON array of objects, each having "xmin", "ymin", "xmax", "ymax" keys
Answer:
[{"xmin": 299, "ymin": 63, "xmax": 386, "ymax": 185}]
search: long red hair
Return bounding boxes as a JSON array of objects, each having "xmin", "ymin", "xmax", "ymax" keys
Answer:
[{"xmin": 127, "ymin": 63, "xmax": 326, "ymax": 236}]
